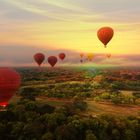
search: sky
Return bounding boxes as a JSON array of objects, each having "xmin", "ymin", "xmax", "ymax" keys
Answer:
[{"xmin": 0, "ymin": 0, "xmax": 140, "ymax": 66}]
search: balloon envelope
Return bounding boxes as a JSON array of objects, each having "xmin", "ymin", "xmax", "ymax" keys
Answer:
[
  {"xmin": 48, "ymin": 56, "xmax": 58, "ymax": 67},
  {"xmin": 34, "ymin": 53, "xmax": 45, "ymax": 66},
  {"xmin": 97, "ymin": 27, "xmax": 114, "ymax": 47},
  {"xmin": 106, "ymin": 54, "xmax": 111, "ymax": 58},
  {"xmin": 87, "ymin": 53, "xmax": 94, "ymax": 61},
  {"xmin": 0, "ymin": 68, "xmax": 21, "ymax": 106},
  {"xmin": 80, "ymin": 59, "xmax": 83, "ymax": 63},
  {"xmin": 59, "ymin": 53, "xmax": 66, "ymax": 60},
  {"xmin": 80, "ymin": 53, "xmax": 84, "ymax": 58}
]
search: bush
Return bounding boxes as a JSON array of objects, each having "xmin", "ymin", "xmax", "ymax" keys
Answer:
[
  {"xmin": 110, "ymin": 94, "xmax": 123, "ymax": 104},
  {"xmin": 94, "ymin": 96, "xmax": 100, "ymax": 102},
  {"xmin": 100, "ymin": 92, "xmax": 110, "ymax": 100},
  {"xmin": 133, "ymin": 92, "xmax": 140, "ymax": 99},
  {"xmin": 42, "ymin": 132, "xmax": 54, "ymax": 140},
  {"xmin": 111, "ymin": 81, "xmax": 125, "ymax": 90},
  {"xmin": 85, "ymin": 130, "xmax": 97, "ymax": 140},
  {"xmin": 77, "ymin": 92, "xmax": 91, "ymax": 98},
  {"xmin": 19, "ymin": 87, "xmax": 38, "ymax": 101},
  {"xmin": 73, "ymin": 97, "xmax": 87, "ymax": 111}
]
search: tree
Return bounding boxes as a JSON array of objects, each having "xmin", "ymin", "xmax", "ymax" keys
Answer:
[
  {"xmin": 19, "ymin": 87, "xmax": 38, "ymax": 101},
  {"xmin": 73, "ymin": 96, "xmax": 87, "ymax": 111},
  {"xmin": 85, "ymin": 130, "xmax": 97, "ymax": 140},
  {"xmin": 110, "ymin": 93, "xmax": 123, "ymax": 104},
  {"xmin": 55, "ymin": 124, "xmax": 79, "ymax": 140},
  {"xmin": 111, "ymin": 129, "xmax": 121, "ymax": 140},
  {"xmin": 111, "ymin": 81, "xmax": 124, "ymax": 91},
  {"xmin": 11, "ymin": 122, "xmax": 24, "ymax": 139},
  {"xmin": 37, "ymin": 103, "xmax": 55, "ymax": 115},
  {"xmin": 100, "ymin": 92, "xmax": 110, "ymax": 100},
  {"xmin": 123, "ymin": 129, "xmax": 136, "ymax": 140},
  {"xmin": 132, "ymin": 92, "xmax": 140, "ymax": 104},
  {"xmin": 42, "ymin": 132, "xmax": 54, "ymax": 140},
  {"xmin": 25, "ymin": 101, "xmax": 37, "ymax": 111},
  {"xmin": 21, "ymin": 122, "xmax": 45, "ymax": 140}
]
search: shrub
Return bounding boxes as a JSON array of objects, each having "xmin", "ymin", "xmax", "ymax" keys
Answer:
[
  {"xmin": 100, "ymin": 92, "xmax": 110, "ymax": 100},
  {"xmin": 94, "ymin": 96, "xmax": 100, "ymax": 102},
  {"xmin": 110, "ymin": 94, "xmax": 123, "ymax": 104}
]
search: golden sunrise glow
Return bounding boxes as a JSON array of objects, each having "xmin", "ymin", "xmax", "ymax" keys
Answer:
[
  {"xmin": 0, "ymin": 0, "xmax": 140, "ymax": 66},
  {"xmin": 1, "ymin": 21, "xmax": 140, "ymax": 55}
]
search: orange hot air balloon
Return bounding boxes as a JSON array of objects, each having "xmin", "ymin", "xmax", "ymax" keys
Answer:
[
  {"xmin": 87, "ymin": 53, "xmax": 94, "ymax": 61},
  {"xmin": 34, "ymin": 53, "xmax": 45, "ymax": 66},
  {"xmin": 80, "ymin": 53, "xmax": 84, "ymax": 58},
  {"xmin": 97, "ymin": 27, "xmax": 114, "ymax": 48},
  {"xmin": 0, "ymin": 68, "xmax": 21, "ymax": 107},
  {"xmin": 106, "ymin": 54, "xmax": 111, "ymax": 58},
  {"xmin": 59, "ymin": 53, "xmax": 66, "ymax": 60},
  {"xmin": 48, "ymin": 56, "xmax": 58, "ymax": 67}
]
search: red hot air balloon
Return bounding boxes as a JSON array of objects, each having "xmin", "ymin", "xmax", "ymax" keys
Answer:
[
  {"xmin": 97, "ymin": 27, "xmax": 114, "ymax": 48},
  {"xmin": 80, "ymin": 59, "xmax": 83, "ymax": 63},
  {"xmin": 0, "ymin": 68, "xmax": 21, "ymax": 107},
  {"xmin": 59, "ymin": 53, "xmax": 66, "ymax": 60},
  {"xmin": 34, "ymin": 53, "xmax": 45, "ymax": 66},
  {"xmin": 48, "ymin": 56, "xmax": 58, "ymax": 67}
]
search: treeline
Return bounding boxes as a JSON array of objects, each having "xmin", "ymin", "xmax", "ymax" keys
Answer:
[
  {"xmin": 99, "ymin": 77, "xmax": 140, "ymax": 91},
  {"xmin": 19, "ymin": 82, "xmax": 93, "ymax": 98},
  {"xmin": 19, "ymin": 81, "xmax": 140, "ymax": 105},
  {"xmin": 94, "ymin": 91, "xmax": 140, "ymax": 105},
  {"xmin": 18, "ymin": 68, "xmax": 85, "ymax": 86},
  {"xmin": 18, "ymin": 68, "xmax": 140, "ymax": 91},
  {"xmin": 0, "ymin": 98, "xmax": 140, "ymax": 140}
]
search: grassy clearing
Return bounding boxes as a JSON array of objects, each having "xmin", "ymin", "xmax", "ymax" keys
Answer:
[
  {"xmin": 121, "ymin": 90, "xmax": 133, "ymax": 95},
  {"xmin": 86, "ymin": 101, "xmax": 140, "ymax": 116}
]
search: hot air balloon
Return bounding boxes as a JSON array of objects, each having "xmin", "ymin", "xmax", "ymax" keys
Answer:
[
  {"xmin": 87, "ymin": 53, "xmax": 94, "ymax": 61},
  {"xmin": 34, "ymin": 53, "xmax": 45, "ymax": 66},
  {"xmin": 97, "ymin": 27, "xmax": 114, "ymax": 48},
  {"xmin": 59, "ymin": 53, "xmax": 66, "ymax": 61},
  {"xmin": 106, "ymin": 54, "xmax": 111, "ymax": 58},
  {"xmin": 80, "ymin": 53, "xmax": 84, "ymax": 58},
  {"xmin": 0, "ymin": 68, "xmax": 21, "ymax": 107},
  {"xmin": 80, "ymin": 59, "xmax": 83, "ymax": 63},
  {"xmin": 48, "ymin": 56, "xmax": 58, "ymax": 67}
]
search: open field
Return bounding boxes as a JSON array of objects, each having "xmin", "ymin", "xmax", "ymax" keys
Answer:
[{"xmin": 86, "ymin": 101, "xmax": 140, "ymax": 116}]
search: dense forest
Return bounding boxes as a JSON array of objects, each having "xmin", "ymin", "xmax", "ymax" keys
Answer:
[{"xmin": 1, "ymin": 97, "xmax": 140, "ymax": 140}]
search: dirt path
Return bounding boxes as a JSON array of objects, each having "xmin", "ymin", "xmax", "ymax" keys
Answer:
[{"xmin": 37, "ymin": 96, "xmax": 73, "ymax": 103}]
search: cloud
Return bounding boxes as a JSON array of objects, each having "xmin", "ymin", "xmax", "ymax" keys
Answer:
[
  {"xmin": 0, "ymin": 45, "xmax": 80, "ymax": 66},
  {"xmin": 1, "ymin": 0, "xmax": 140, "ymax": 23},
  {"xmin": 3, "ymin": 0, "xmax": 137, "ymax": 24},
  {"xmin": 1, "ymin": 0, "xmax": 56, "ymax": 21},
  {"xmin": 2, "ymin": 0, "xmax": 88, "ymax": 22},
  {"xmin": 101, "ymin": 54, "xmax": 140, "ymax": 66},
  {"xmin": 0, "ymin": 44, "xmax": 140, "ymax": 67}
]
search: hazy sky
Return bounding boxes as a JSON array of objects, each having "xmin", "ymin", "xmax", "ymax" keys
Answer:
[{"xmin": 0, "ymin": 0, "xmax": 140, "ymax": 66}]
